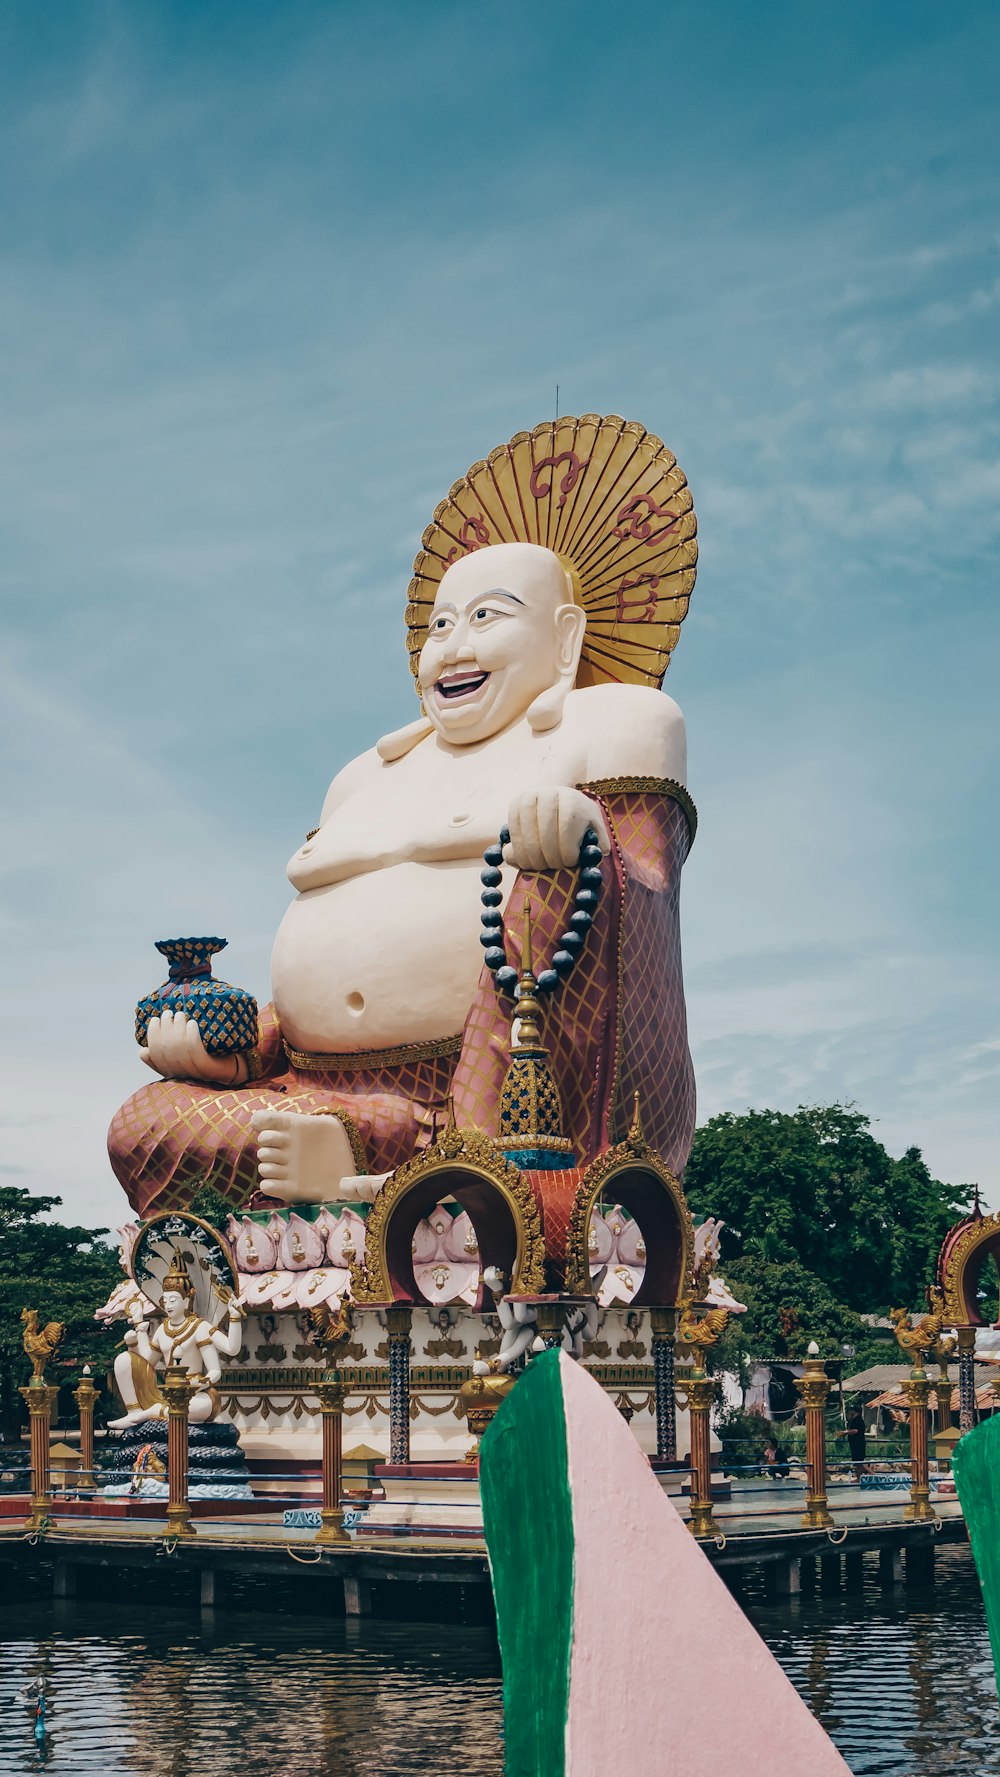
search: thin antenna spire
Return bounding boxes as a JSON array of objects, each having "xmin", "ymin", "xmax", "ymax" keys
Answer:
[{"xmin": 555, "ymin": 383, "xmax": 560, "ymax": 422}]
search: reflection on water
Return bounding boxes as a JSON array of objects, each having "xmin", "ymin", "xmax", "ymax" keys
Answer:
[
  {"xmin": 0, "ymin": 1609, "xmax": 503, "ymax": 1777},
  {"xmin": 743, "ymin": 1546, "xmax": 999, "ymax": 1777},
  {"xmin": 0, "ymin": 1547, "xmax": 995, "ymax": 1776}
]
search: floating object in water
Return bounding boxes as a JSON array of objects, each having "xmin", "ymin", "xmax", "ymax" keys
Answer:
[
  {"xmin": 15, "ymin": 1678, "xmax": 43, "ymax": 1713},
  {"xmin": 480, "ymin": 1349, "xmax": 850, "ymax": 1776}
]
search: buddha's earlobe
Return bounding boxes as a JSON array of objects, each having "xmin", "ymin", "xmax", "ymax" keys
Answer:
[
  {"xmin": 376, "ymin": 716, "xmax": 434, "ymax": 762},
  {"xmin": 527, "ymin": 681, "xmax": 570, "ymax": 733},
  {"xmin": 527, "ymin": 603, "xmax": 586, "ymax": 733}
]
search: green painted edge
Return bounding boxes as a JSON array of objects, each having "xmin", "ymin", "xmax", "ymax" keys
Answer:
[
  {"xmin": 953, "ymin": 1415, "xmax": 1000, "ymax": 1696},
  {"xmin": 480, "ymin": 1350, "xmax": 574, "ymax": 1777}
]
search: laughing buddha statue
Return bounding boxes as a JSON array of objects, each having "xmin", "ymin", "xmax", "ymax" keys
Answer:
[{"xmin": 109, "ymin": 416, "xmax": 700, "ymax": 1216}]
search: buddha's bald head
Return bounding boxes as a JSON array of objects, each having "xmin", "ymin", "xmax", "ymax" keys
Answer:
[{"xmin": 418, "ymin": 543, "xmax": 586, "ymax": 744}]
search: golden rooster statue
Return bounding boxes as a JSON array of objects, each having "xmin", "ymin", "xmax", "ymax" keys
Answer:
[
  {"xmin": 890, "ymin": 1286, "xmax": 945, "ymax": 1367},
  {"xmin": 21, "ymin": 1308, "xmax": 65, "ymax": 1383},
  {"xmin": 305, "ymin": 1298, "xmax": 355, "ymax": 1356},
  {"xmin": 675, "ymin": 1297, "xmax": 730, "ymax": 1369}
]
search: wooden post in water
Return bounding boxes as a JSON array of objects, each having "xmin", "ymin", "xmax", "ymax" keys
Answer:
[
  {"xmin": 72, "ymin": 1368, "xmax": 100, "ymax": 1488},
  {"xmin": 315, "ymin": 1373, "xmax": 350, "ymax": 1546},
  {"xmin": 796, "ymin": 1345, "xmax": 833, "ymax": 1530},
  {"xmin": 19, "ymin": 1379, "xmax": 58, "ymax": 1533},
  {"xmin": 902, "ymin": 1365, "xmax": 934, "ymax": 1521},
  {"xmin": 161, "ymin": 1366, "xmax": 198, "ymax": 1539}
]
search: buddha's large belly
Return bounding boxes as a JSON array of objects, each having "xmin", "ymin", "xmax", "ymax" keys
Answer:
[{"xmin": 271, "ymin": 860, "xmax": 503, "ymax": 1054}]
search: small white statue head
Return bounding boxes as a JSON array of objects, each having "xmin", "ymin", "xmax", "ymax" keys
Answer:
[
  {"xmin": 482, "ymin": 1263, "xmax": 507, "ymax": 1296},
  {"xmin": 160, "ymin": 1250, "xmax": 196, "ymax": 1319},
  {"xmin": 418, "ymin": 543, "xmax": 586, "ymax": 744}
]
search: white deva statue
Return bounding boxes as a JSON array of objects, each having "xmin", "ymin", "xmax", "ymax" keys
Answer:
[
  {"xmin": 110, "ymin": 1250, "xmax": 245, "ymax": 1427},
  {"xmin": 109, "ymin": 417, "xmax": 699, "ymax": 1219}
]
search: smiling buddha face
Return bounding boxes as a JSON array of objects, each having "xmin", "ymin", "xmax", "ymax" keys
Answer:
[{"xmin": 417, "ymin": 542, "xmax": 586, "ymax": 746}]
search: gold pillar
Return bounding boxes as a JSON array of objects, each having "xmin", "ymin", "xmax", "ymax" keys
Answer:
[
  {"xmin": 676, "ymin": 1362, "xmax": 718, "ymax": 1538},
  {"xmin": 796, "ymin": 1349, "xmax": 833, "ymax": 1529},
  {"xmin": 901, "ymin": 1366, "xmax": 934, "ymax": 1522},
  {"xmin": 315, "ymin": 1374, "xmax": 350, "ymax": 1546},
  {"xmin": 160, "ymin": 1368, "xmax": 198, "ymax": 1539},
  {"xmin": 18, "ymin": 1379, "xmax": 59, "ymax": 1533},
  {"xmin": 72, "ymin": 1370, "xmax": 100, "ymax": 1488},
  {"xmin": 935, "ymin": 1361, "xmax": 952, "ymax": 1434}
]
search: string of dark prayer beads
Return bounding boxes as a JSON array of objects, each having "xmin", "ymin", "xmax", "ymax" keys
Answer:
[{"xmin": 479, "ymin": 824, "xmax": 604, "ymax": 998}]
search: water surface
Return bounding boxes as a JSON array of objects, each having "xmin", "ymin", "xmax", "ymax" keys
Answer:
[{"xmin": 0, "ymin": 1547, "xmax": 994, "ymax": 1776}]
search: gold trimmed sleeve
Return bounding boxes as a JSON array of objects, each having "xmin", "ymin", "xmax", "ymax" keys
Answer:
[{"xmin": 579, "ymin": 776, "xmax": 697, "ymax": 846}]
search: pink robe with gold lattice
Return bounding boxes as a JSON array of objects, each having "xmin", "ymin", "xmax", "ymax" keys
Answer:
[{"xmin": 108, "ymin": 782, "xmax": 696, "ymax": 1217}]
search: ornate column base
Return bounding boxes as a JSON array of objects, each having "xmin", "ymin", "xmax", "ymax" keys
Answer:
[
  {"xmin": 687, "ymin": 1498, "xmax": 720, "ymax": 1540},
  {"xmin": 800, "ymin": 1499, "xmax": 834, "ymax": 1531},
  {"xmin": 316, "ymin": 1507, "xmax": 350, "ymax": 1546}
]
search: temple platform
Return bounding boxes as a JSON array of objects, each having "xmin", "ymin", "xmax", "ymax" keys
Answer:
[{"xmin": 0, "ymin": 1473, "xmax": 969, "ymax": 1622}]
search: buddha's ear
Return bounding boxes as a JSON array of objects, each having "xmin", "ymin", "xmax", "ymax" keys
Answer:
[
  {"xmin": 376, "ymin": 716, "xmax": 434, "ymax": 762},
  {"xmin": 527, "ymin": 603, "xmax": 587, "ymax": 733}
]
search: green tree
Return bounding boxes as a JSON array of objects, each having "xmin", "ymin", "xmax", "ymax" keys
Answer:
[
  {"xmin": 712, "ymin": 1256, "xmax": 883, "ymax": 1376},
  {"xmin": 188, "ymin": 1179, "xmax": 239, "ymax": 1231},
  {"xmin": 0, "ymin": 1187, "xmax": 121, "ymax": 1441},
  {"xmin": 685, "ymin": 1104, "xmax": 970, "ymax": 1312}
]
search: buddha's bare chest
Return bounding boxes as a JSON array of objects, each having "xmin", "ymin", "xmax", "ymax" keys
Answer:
[{"xmin": 329, "ymin": 725, "xmax": 588, "ymax": 865}]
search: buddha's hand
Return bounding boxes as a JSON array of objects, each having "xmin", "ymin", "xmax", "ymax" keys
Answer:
[
  {"xmin": 250, "ymin": 1107, "xmax": 358, "ymax": 1205},
  {"xmin": 140, "ymin": 1009, "xmax": 247, "ymax": 1085},
  {"xmin": 503, "ymin": 787, "xmax": 610, "ymax": 871}
]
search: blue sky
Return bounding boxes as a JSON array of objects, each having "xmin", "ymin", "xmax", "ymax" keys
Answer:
[{"xmin": 1, "ymin": 0, "xmax": 998, "ymax": 1228}]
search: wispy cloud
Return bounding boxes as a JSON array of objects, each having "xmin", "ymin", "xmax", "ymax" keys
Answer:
[{"xmin": 1, "ymin": 1, "xmax": 997, "ymax": 1219}]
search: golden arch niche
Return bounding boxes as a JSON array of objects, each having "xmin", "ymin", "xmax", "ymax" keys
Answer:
[
  {"xmin": 355, "ymin": 1130, "xmax": 546, "ymax": 1306},
  {"xmin": 565, "ymin": 1137, "xmax": 695, "ymax": 1307},
  {"xmin": 940, "ymin": 1209, "xmax": 1000, "ymax": 1326}
]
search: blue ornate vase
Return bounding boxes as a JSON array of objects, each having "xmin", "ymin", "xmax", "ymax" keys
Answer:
[{"xmin": 135, "ymin": 937, "xmax": 259, "ymax": 1058}]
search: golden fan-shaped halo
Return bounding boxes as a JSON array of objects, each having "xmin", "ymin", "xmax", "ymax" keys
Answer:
[{"xmin": 405, "ymin": 414, "xmax": 697, "ymax": 692}]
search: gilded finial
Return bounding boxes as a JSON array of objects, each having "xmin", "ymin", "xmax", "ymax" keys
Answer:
[
  {"xmin": 512, "ymin": 899, "xmax": 544, "ymax": 1053},
  {"xmin": 495, "ymin": 898, "xmax": 575, "ymax": 1168},
  {"xmin": 439, "ymin": 1091, "xmax": 464, "ymax": 1158},
  {"xmin": 629, "ymin": 1091, "xmax": 643, "ymax": 1142}
]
